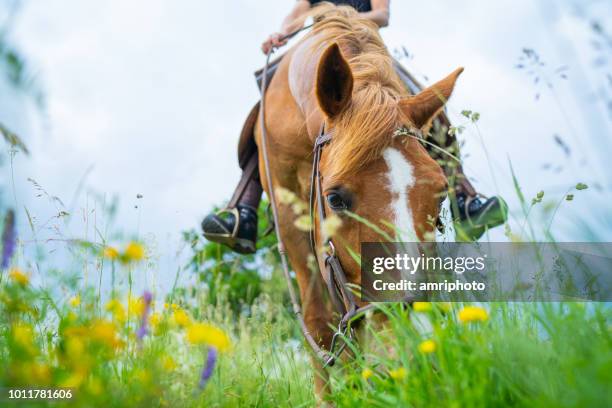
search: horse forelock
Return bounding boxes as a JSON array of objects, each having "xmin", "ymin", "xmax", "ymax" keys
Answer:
[{"xmin": 304, "ymin": 4, "xmax": 411, "ymax": 183}]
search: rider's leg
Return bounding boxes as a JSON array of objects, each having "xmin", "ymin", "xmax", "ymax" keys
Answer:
[
  {"xmin": 201, "ymin": 154, "xmax": 261, "ymax": 254},
  {"xmin": 427, "ymin": 116, "xmax": 508, "ymax": 241}
]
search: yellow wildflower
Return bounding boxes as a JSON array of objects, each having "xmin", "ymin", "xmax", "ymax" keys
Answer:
[
  {"xmin": 12, "ymin": 323, "xmax": 37, "ymax": 355},
  {"xmin": 412, "ymin": 302, "xmax": 432, "ymax": 312},
  {"xmin": 29, "ymin": 362, "xmax": 51, "ymax": 384},
  {"xmin": 124, "ymin": 241, "xmax": 145, "ymax": 262},
  {"xmin": 69, "ymin": 295, "xmax": 81, "ymax": 308},
  {"xmin": 458, "ymin": 306, "xmax": 488, "ymax": 324},
  {"xmin": 361, "ymin": 368, "xmax": 374, "ymax": 380},
  {"xmin": 103, "ymin": 246, "xmax": 119, "ymax": 260},
  {"xmin": 418, "ymin": 339, "xmax": 437, "ymax": 354},
  {"xmin": 128, "ymin": 296, "xmax": 145, "ymax": 316},
  {"xmin": 389, "ymin": 367, "xmax": 407, "ymax": 380},
  {"xmin": 9, "ymin": 268, "xmax": 29, "ymax": 286},
  {"xmin": 186, "ymin": 323, "xmax": 231, "ymax": 351},
  {"xmin": 172, "ymin": 308, "xmax": 191, "ymax": 328},
  {"xmin": 105, "ymin": 299, "xmax": 126, "ymax": 323},
  {"xmin": 162, "ymin": 355, "xmax": 177, "ymax": 372},
  {"xmin": 149, "ymin": 312, "xmax": 162, "ymax": 329},
  {"xmin": 90, "ymin": 320, "xmax": 121, "ymax": 348},
  {"xmin": 65, "ymin": 337, "xmax": 85, "ymax": 360}
]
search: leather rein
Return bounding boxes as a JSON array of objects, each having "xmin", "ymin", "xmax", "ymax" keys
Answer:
[{"xmin": 258, "ymin": 25, "xmax": 378, "ymax": 367}]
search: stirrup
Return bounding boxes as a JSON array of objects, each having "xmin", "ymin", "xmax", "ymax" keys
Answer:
[{"xmin": 214, "ymin": 207, "xmax": 240, "ymax": 238}]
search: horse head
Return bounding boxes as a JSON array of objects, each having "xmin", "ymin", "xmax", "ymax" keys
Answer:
[{"xmin": 313, "ymin": 43, "xmax": 462, "ymax": 296}]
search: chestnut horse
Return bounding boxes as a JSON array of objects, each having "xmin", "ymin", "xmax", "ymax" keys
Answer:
[{"xmin": 254, "ymin": 5, "xmax": 461, "ymax": 399}]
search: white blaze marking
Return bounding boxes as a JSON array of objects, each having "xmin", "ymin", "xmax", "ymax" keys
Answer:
[{"xmin": 383, "ymin": 148, "xmax": 416, "ymax": 240}]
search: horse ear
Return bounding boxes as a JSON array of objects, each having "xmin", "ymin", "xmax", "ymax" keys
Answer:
[
  {"xmin": 400, "ymin": 67, "xmax": 464, "ymax": 129},
  {"xmin": 316, "ymin": 43, "xmax": 354, "ymax": 118}
]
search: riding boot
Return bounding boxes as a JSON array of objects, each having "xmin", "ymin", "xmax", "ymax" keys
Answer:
[
  {"xmin": 201, "ymin": 203, "xmax": 259, "ymax": 254},
  {"xmin": 452, "ymin": 192, "xmax": 508, "ymax": 241},
  {"xmin": 201, "ymin": 155, "xmax": 262, "ymax": 254}
]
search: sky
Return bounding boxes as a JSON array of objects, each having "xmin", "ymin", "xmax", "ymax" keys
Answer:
[{"xmin": 1, "ymin": 0, "xmax": 611, "ymax": 289}]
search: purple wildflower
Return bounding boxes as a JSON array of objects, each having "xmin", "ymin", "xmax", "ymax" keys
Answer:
[
  {"xmin": 198, "ymin": 347, "xmax": 218, "ymax": 389},
  {"xmin": 136, "ymin": 290, "xmax": 153, "ymax": 341},
  {"xmin": 1, "ymin": 210, "xmax": 16, "ymax": 270}
]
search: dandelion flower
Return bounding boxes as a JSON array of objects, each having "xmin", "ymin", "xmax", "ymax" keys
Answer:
[
  {"xmin": 412, "ymin": 302, "xmax": 431, "ymax": 312},
  {"xmin": 128, "ymin": 296, "xmax": 145, "ymax": 316},
  {"xmin": 186, "ymin": 323, "xmax": 231, "ymax": 352},
  {"xmin": 69, "ymin": 295, "xmax": 81, "ymax": 308},
  {"xmin": 389, "ymin": 367, "xmax": 407, "ymax": 380},
  {"xmin": 458, "ymin": 306, "xmax": 488, "ymax": 323},
  {"xmin": 9, "ymin": 268, "xmax": 29, "ymax": 286},
  {"xmin": 124, "ymin": 241, "xmax": 145, "ymax": 262},
  {"xmin": 361, "ymin": 368, "xmax": 374, "ymax": 380},
  {"xmin": 103, "ymin": 246, "xmax": 119, "ymax": 260},
  {"xmin": 172, "ymin": 308, "xmax": 191, "ymax": 328},
  {"xmin": 418, "ymin": 339, "xmax": 436, "ymax": 354}
]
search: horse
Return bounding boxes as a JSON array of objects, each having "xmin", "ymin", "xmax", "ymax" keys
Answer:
[{"xmin": 253, "ymin": 4, "xmax": 461, "ymax": 400}]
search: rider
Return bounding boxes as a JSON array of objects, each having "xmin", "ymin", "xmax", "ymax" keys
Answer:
[{"xmin": 202, "ymin": 0, "xmax": 507, "ymax": 253}]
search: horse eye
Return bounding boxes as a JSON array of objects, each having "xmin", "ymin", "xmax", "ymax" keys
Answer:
[{"xmin": 326, "ymin": 191, "xmax": 349, "ymax": 211}]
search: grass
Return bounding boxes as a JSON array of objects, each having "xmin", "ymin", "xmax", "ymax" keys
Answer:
[{"xmin": 0, "ymin": 238, "xmax": 610, "ymax": 408}]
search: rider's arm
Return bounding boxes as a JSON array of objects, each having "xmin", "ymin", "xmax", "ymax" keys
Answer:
[
  {"xmin": 262, "ymin": 1, "xmax": 311, "ymax": 54},
  {"xmin": 359, "ymin": 0, "xmax": 390, "ymax": 27},
  {"xmin": 280, "ymin": 0, "xmax": 312, "ymax": 36}
]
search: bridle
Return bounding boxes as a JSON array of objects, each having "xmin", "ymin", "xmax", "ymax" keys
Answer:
[{"xmin": 309, "ymin": 127, "xmax": 365, "ymax": 366}]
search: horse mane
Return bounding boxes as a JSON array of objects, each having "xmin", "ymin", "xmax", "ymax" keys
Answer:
[{"xmin": 306, "ymin": 4, "xmax": 409, "ymax": 181}]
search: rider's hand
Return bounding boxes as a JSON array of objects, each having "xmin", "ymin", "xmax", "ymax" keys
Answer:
[{"xmin": 261, "ymin": 32, "xmax": 288, "ymax": 54}]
